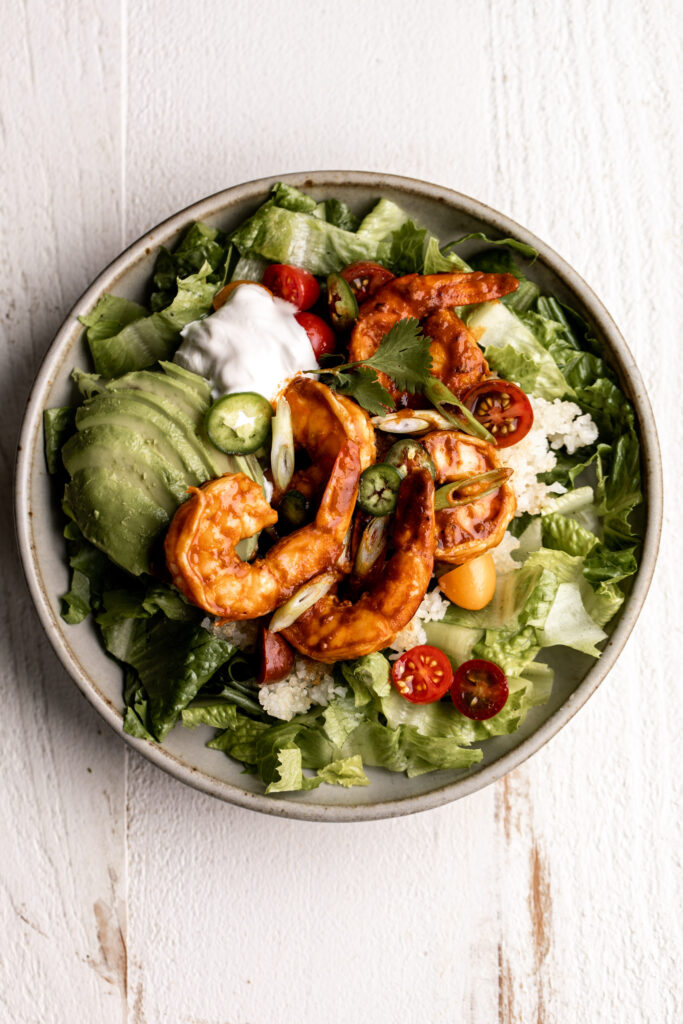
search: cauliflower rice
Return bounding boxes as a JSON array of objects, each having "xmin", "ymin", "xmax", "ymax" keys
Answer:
[
  {"xmin": 258, "ymin": 657, "xmax": 346, "ymax": 721},
  {"xmin": 498, "ymin": 395, "xmax": 598, "ymax": 515}
]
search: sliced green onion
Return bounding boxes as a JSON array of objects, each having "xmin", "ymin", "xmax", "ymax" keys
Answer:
[
  {"xmin": 235, "ymin": 535, "xmax": 258, "ymax": 561},
  {"xmin": 271, "ymin": 396, "xmax": 295, "ymax": 492},
  {"xmin": 337, "ymin": 525, "xmax": 353, "ymax": 568},
  {"xmin": 435, "ymin": 469, "xmax": 511, "ymax": 510},
  {"xmin": 234, "ymin": 453, "xmax": 266, "ymax": 490},
  {"xmin": 269, "ymin": 572, "xmax": 336, "ymax": 632},
  {"xmin": 370, "ymin": 410, "xmax": 451, "ymax": 434},
  {"xmin": 354, "ymin": 516, "xmax": 389, "ymax": 577},
  {"xmin": 423, "ymin": 377, "xmax": 494, "ymax": 443}
]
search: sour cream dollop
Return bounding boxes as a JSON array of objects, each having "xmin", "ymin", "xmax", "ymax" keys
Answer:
[{"xmin": 174, "ymin": 283, "xmax": 316, "ymax": 398}]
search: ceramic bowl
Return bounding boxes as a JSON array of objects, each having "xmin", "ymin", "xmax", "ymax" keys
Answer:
[{"xmin": 14, "ymin": 171, "xmax": 662, "ymax": 821}]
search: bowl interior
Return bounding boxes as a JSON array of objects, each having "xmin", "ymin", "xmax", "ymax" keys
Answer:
[{"xmin": 16, "ymin": 172, "xmax": 662, "ymax": 821}]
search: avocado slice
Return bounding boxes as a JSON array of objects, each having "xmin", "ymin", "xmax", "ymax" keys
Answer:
[
  {"xmin": 65, "ymin": 467, "xmax": 171, "ymax": 577},
  {"xmin": 62, "ymin": 363, "xmax": 234, "ymax": 576},
  {"xmin": 107, "ymin": 362, "xmax": 231, "ymax": 476},
  {"xmin": 75, "ymin": 392, "xmax": 215, "ymax": 482}
]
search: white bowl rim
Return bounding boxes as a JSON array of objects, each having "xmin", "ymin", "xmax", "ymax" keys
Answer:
[{"xmin": 14, "ymin": 170, "xmax": 663, "ymax": 822}]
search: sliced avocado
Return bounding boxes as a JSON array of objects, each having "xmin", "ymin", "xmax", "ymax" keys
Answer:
[
  {"xmin": 63, "ymin": 426, "xmax": 188, "ymax": 512},
  {"xmin": 108, "ymin": 363, "xmax": 231, "ymax": 476},
  {"xmin": 75, "ymin": 392, "xmax": 213, "ymax": 482},
  {"xmin": 66, "ymin": 468, "xmax": 171, "ymax": 577},
  {"xmin": 63, "ymin": 362, "xmax": 239, "ymax": 576},
  {"xmin": 107, "ymin": 368, "xmax": 208, "ymax": 422}
]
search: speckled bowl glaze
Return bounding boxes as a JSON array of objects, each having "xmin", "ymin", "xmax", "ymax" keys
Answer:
[{"xmin": 15, "ymin": 172, "xmax": 662, "ymax": 821}]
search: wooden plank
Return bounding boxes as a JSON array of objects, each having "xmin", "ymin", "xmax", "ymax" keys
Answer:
[
  {"xmin": 489, "ymin": 1, "xmax": 682, "ymax": 1021},
  {"xmin": 0, "ymin": 2, "xmax": 127, "ymax": 1021}
]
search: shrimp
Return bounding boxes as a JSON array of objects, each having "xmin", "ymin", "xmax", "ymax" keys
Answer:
[
  {"xmin": 282, "ymin": 469, "xmax": 435, "ymax": 662},
  {"xmin": 349, "ymin": 271, "xmax": 519, "ymax": 402},
  {"xmin": 165, "ymin": 440, "xmax": 361, "ymax": 620},
  {"xmin": 278, "ymin": 375, "xmax": 376, "ymax": 502},
  {"xmin": 422, "ymin": 430, "xmax": 516, "ymax": 564}
]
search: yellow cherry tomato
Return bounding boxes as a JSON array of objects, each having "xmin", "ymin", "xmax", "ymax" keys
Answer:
[
  {"xmin": 212, "ymin": 280, "xmax": 271, "ymax": 310},
  {"xmin": 438, "ymin": 553, "xmax": 497, "ymax": 610}
]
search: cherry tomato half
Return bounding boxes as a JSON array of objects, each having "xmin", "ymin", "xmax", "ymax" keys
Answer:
[
  {"xmin": 262, "ymin": 264, "xmax": 320, "ymax": 311},
  {"xmin": 462, "ymin": 379, "xmax": 534, "ymax": 448},
  {"xmin": 256, "ymin": 624, "xmax": 295, "ymax": 685},
  {"xmin": 450, "ymin": 659, "xmax": 509, "ymax": 720},
  {"xmin": 391, "ymin": 644, "xmax": 454, "ymax": 704},
  {"xmin": 295, "ymin": 312, "xmax": 336, "ymax": 359},
  {"xmin": 340, "ymin": 261, "xmax": 395, "ymax": 304}
]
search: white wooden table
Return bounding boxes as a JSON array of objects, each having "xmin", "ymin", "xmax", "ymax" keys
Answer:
[{"xmin": 3, "ymin": 2, "xmax": 681, "ymax": 1021}]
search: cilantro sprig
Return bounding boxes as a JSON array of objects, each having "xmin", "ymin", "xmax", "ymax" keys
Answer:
[
  {"xmin": 307, "ymin": 316, "xmax": 493, "ymax": 442},
  {"xmin": 308, "ymin": 318, "xmax": 433, "ymax": 414}
]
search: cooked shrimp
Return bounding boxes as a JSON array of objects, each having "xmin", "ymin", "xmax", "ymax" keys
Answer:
[
  {"xmin": 282, "ymin": 469, "xmax": 435, "ymax": 662},
  {"xmin": 349, "ymin": 271, "xmax": 518, "ymax": 402},
  {"xmin": 276, "ymin": 375, "xmax": 375, "ymax": 504},
  {"xmin": 422, "ymin": 308, "xmax": 489, "ymax": 398},
  {"xmin": 422, "ymin": 430, "xmax": 516, "ymax": 564},
  {"xmin": 165, "ymin": 440, "xmax": 361, "ymax": 620},
  {"xmin": 284, "ymin": 376, "xmax": 376, "ymax": 474}
]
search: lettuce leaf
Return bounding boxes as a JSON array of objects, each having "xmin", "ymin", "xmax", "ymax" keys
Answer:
[
  {"xmin": 356, "ymin": 198, "xmax": 410, "ymax": 241},
  {"xmin": 319, "ymin": 198, "xmax": 360, "ymax": 232},
  {"xmin": 182, "ymin": 701, "xmax": 239, "ymax": 730},
  {"xmin": 231, "ymin": 200, "xmax": 393, "ymax": 276},
  {"xmin": 79, "ymin": 294, "xmax": 147, "ymax": 344},
  {"xmin": 466, "ymin": 301, "xmax": 574, "ymax": 400},
  {"xmin": 150, "ymin": 221, "xmax": 230, "ymax": 311},
  {"xmin": 387, "ymin": 220, "xmax": 430, "ymax": 274},
  {"xmin": 468, "ymin": 247, "xmax": 540, "ymax": 313},
  {"xmin": 43, "ymin": 407, "xmax": 76, "ymax": 475},
  {"xmin": 84, "ymin": 263, "xmax": 218, "ymax": 377},
  {"xmin": 94, "ymin": 586, "xmax": 233, "ymax": 740}
]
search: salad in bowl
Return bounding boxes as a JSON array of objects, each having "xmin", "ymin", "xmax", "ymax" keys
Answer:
[{"xmin": 40, "ymin": 181, "xmax": 643, "ymax": 797}]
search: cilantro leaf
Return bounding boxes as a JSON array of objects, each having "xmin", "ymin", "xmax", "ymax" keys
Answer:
[
  {"xmin": 388, "ymin": 221, "xmax": 429, "ymax": 274},
  {"xmin": 339, "ymin": 368, "xmax": 397, "ymax": 415},
  {"xmin": 365, "ymin": 318, "xmax": 433, "ymax": 394}
]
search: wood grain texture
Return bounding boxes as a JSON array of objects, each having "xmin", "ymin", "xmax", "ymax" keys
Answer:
[
  {"xmin": 0, "ymin": 2, "xmax": 128, "ymax": 1022},
  {"xmin": 2, "ymin": 0, "xmax": 681, "ymax": 1021}
]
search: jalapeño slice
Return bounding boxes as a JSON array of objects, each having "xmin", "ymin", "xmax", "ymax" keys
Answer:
[
  {"xmin": 205, "ymin": 392, "xmax": 273, "ymax": 455},
  {"xmin": 357, "ymin": 463, "xmax": 402, "ymax": 516},
  {"xmin": 279, "ymin": 489, "xmax": 311, "ymax": 531},
  {"xmin": 326, "ymin": 273, "xmax": 359, "ymax": 330},
  {"xmin": 384, "ymin": 439, "xmax": 436, "ymax": 480}
]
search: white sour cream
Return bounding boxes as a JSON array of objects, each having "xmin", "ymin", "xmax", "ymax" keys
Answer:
[{"xmin": 174, "ymin": 283, "xmax": 316, "ymax": 398}]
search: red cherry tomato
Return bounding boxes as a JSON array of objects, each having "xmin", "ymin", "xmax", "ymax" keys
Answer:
[
  {"xmin": 262, "ymin": 264, "xmax": 320, "ymax": 311},
  {"xmin": 450, "ymin": 659, "xmax": 509, "ymax": 720},
  {"xmin": 462, "ymin": 379, "xmax": 533, "ymax": 448},
  {"xmin": 340, "ymin": 261, "xmax": 395, "ymax": 304},
  {"xmin": 391, "ymin": 644, "xmax": 454, "ymax": 704},
  {"xmin": 295, "ymin": 312, "xmax": 336, "ymax": 359}
]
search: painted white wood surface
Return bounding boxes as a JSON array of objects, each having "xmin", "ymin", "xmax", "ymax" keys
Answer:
[{"xmin": 2, "ymin": 1, "xmax": 681, "ymax": 1021}]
